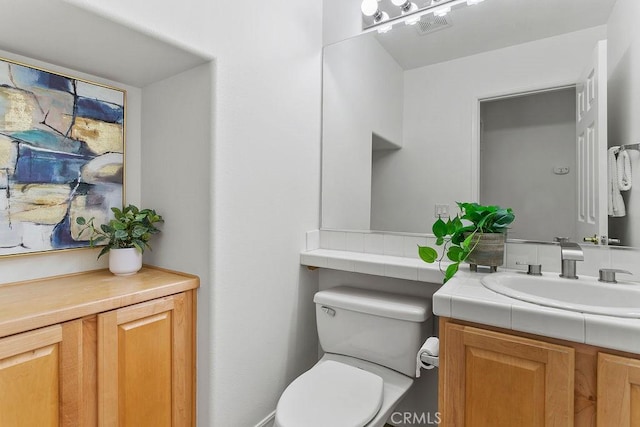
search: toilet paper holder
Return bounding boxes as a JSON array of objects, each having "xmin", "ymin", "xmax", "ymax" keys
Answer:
[{"xmin": 420, "ymin": 352, "xmax": 439, "ymax": 368}]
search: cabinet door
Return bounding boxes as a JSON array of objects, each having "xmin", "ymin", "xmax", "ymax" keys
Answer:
[
  {"xmin": 98, "ymin": 292, "xmax": 194, "ymax": 427},
  {"xmin": 0, "ymin": 325, "xmax": 65, "ymax": 426},
  {"xmin": 597, "ymin": 352, "xmax": 640, "ymax": 426},
  {"xmin": 441, "ymin": 322, "xmax": 575, "ymax": 427}
]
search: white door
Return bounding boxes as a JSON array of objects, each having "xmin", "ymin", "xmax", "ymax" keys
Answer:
[{"xmin": 576, "ymin": 40, "xmax": 607, "ymax": 245}]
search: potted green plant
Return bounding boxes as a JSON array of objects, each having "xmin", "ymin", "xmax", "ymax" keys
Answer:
[
  {"xmin": 418, "ymin": 202, "xmax": 515, "ymax": 283},
  {"xmin": 76, "ymin": 204, "xmax": 164, "ymax": 276}
]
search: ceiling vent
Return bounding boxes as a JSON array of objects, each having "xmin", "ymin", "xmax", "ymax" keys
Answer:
[{"xmin": 415, "ymin": 14, "xmax": 452, "ymax": 36}]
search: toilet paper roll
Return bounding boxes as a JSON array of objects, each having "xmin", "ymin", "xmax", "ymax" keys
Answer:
[{"xmin": 416, "ymin": 336, "xmax": 439, "ymax": 377}]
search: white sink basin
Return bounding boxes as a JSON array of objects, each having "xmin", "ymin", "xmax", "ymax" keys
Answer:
[{"xmin": 481, "ymin": 272, "xmax": 640, "ymax": 318}]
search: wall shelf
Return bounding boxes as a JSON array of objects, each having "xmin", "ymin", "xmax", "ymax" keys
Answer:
[{"xmin": 300, "ymin": 248, "xmax": 446, "ymax": 283}]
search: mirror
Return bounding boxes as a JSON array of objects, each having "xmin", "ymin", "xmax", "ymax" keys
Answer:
[{"xmin": 321, "ymin": 0, "xmax": 640, "ymax": 246}]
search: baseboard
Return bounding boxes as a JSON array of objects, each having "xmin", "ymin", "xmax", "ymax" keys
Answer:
[{"xmin": 255, "ymin": 410, "xmax": 276, "ymax": 427}]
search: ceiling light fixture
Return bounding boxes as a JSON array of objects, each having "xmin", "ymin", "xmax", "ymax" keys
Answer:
[
  {"xmin": 361, "ymin": 0, "xmax": 489, "ymax": 33},
  {"xmin": 392, "ymin": 0, "xmax": 421, "ymax": 25},
  {"xmin": 361, "ymin": 0, "xmax": 390, "ymax": 24}
]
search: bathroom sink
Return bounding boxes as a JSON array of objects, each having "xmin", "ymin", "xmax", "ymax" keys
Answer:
[{"xmin": 481, "ymin": 272, "xmax": 640, "ymax": 318}]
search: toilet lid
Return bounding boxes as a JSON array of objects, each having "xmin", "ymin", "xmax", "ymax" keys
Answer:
[{"xmin": 276, "ymin": 360, "xmax": 384, "ymax": 427}]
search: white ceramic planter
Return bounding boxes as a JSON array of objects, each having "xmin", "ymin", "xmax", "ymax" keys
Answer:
[{"xmin": 108, "ymin": 247, "xmax": 142, "ymax": 276}]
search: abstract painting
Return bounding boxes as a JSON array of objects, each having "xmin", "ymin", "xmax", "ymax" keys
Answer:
[{"xmin": 0, "ymin": 57, "xmax": 125, "ymax": 256}]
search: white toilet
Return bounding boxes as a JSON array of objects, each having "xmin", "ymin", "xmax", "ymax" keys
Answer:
[{"xmin": 274, "ymin": 286, "xmax": 433, "ymax": 427}]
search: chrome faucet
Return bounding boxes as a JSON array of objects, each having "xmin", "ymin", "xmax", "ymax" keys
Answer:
[{"xmin": 559, "ymin": 241, "xmax": 584, "ymax": 279}]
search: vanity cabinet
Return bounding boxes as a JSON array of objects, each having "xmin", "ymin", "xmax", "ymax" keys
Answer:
[
  {"xmin": 0, "ymin": 267, "xmax": 198, "ymax": 427},
  {"xmin": 440, "ymin": 321, "xmax": 575, "ymax": 426},
  {"xmin": 440, "ymin": 317, "xmax": 640, "ymax": 427},
  {"xmin": 597, "ymin": 353, "xmax": 640, "ymax": 426},
  {"xmin": 0, "ymin": 324, "xmax": 71, "ymax": 425}
]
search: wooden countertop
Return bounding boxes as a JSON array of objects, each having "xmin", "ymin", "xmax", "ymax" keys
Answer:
[{"xmin": 0, "ymin": 266, "xmax": 199, "ymax": 339}]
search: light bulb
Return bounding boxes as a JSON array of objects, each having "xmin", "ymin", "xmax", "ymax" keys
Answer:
[
  {"xmin": 361, "ymin": 0, "xmax": 380, "ymax": 17},
  {"xmin": 391, "ymin": 0, "xmax": 409, "ymax": 7}
]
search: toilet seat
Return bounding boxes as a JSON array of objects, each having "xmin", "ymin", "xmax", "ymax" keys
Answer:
[{"xmin": 275, "ymin": 360, "xmax": 384, "ymax": 427}]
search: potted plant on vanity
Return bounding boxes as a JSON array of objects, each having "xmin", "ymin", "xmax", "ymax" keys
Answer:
[
  {"xmin": 76, "ymin": 204, "xmax": 164, "ymax": 276},
  {"xmin": 418, "ymin": 202, "xmax": 515, "ymax": 283}
]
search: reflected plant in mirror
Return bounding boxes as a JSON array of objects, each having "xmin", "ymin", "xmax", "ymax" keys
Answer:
[{"xmin": 418, "ymin": 202, "xmax": 515, "ymax": 283}]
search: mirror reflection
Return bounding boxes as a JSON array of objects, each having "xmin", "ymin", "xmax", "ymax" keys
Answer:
[{"xmin": 321, "ymin": 0, "xmax": 640, "ymax": 246}]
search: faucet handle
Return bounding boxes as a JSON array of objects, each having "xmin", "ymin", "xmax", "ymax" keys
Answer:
[
  {"xmin": 516, "ymin": 262, "xmax": 542, "ymax": 276},
  {"xmin": 599, "ymin": 268, "xmax": 632, "ymax": 284}
]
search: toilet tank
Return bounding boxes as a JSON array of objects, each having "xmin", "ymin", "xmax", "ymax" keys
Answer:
[{"xmin": 314, "ymin": 286, "xmax": 432, "ymax": 377}]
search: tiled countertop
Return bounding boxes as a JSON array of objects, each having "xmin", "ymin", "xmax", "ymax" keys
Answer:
[
  {"xmin": 434, "ymin": 270, "xmax": 640, "ymax": 355},
  {"xmin": 300, "ymin": 248, "xmax": 447, "ymax": 283}
]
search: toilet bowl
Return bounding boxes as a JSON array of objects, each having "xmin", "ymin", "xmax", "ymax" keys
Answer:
[{"xmin": 274, "ymin": 286, "xmax": 432, "ymax": 427}]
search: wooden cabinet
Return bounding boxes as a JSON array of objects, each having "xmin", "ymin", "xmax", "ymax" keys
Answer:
[
  {"xmin": 440, "ymin": 318, "xmax": 640, "ymax": 427},
  {"xmin": 440, "ymin": 321, "xmax": 575, "ymax": 427},
  {"xmin": 597, "ymin": 353, "xmax": 640, "ymax": 427},
  {"xmin": 98, "ymin": 293, "xmax": 194, "ymax": 427},
  {"xmin": 0, "ymin": 325, "xmax": 68, "ymax": 426},
  {"xmin": 0, "ymin": 267, "xmax": 198, "ymax": 427}
]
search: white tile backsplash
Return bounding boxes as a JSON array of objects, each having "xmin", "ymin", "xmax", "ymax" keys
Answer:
[
  {"xmin": 345, "ymin": 232, "xmax": 365, "ymax": 252},
  {"xmin": 327, "ymin": 231, "xmax": 346, "ymax": 250},
  {"xmin": 305, "ymin": 230, "xmax": 320, "ymax": 251},
  {"xmin": 383, "ymin": 234, "xmax": 404, "ymax": 257},
  {"xmin": 537, "ymin": 244, "xmax": 562, "ymax": 274},
  {"xmin": 610, "ymin": 247, "xmax": 640, "ymax": 282},
  {"xmin": 580, "ymin": 245, "xmax": 610, "ymax": 278},
  {"xmin": 364, "ymin": 233, "xmax": 385, "ymax": 254},
  {"xmin": 315, "ymin": 231, "xmax": 640, "ymax": 284},
  {"xmin": 403, "ymin": 236, "xmax": 428, "ymax": 259},
  {"xmin": 505, "ymin": 243, "xmax": 537, "ymax": 270}
]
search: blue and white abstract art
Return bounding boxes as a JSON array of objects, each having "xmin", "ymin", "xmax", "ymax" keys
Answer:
[{"xmin": 0, "ymin": 57, "xmax": 125, "ymax": 256}]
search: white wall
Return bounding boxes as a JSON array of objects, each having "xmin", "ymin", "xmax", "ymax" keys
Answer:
[
  {"xmin": 322, "ymin": 35, "xmax": 404, "ymax": 230},
  {"xmin": 607, "ymin": 0, "xmax": 640, "ymax": 247},
  {"xmin": 207, "ymin": 2, "xmax": 322, "ymax": 424},
  {"xmin": 0, "ymin": 48, "xmax": 142, "ymax": 283},
  {"xmin": 1, "ymin": 1, "xmax": 323, "ymax": 426},
  {"xmin": 370, "ymin": 26, "xmax": 606, "ymax": 233},
  {"xmin": 480, "ymin": 89, "xmax": 577, "ymax": 242},
  {"xmin": 63, "ymin": 1, "xmax": 324, "ymax": 427}
]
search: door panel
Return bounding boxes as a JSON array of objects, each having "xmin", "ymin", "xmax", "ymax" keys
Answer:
[{"xmin": 576, "ymin": 40, "xmax": 607, "ymax": 244}]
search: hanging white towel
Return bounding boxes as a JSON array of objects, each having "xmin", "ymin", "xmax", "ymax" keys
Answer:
[
  {"xmin": 617, "ymin": 149, "xmax": 632, "ymax": 191},
  {"xmin": 608, "ymin": 146, "xmax": 626, "ymax": 217}
]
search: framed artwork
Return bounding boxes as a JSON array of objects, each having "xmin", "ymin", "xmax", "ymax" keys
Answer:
[{"xmin": 0, "ymin": 57, "xmax": 125, "ymax": 256}]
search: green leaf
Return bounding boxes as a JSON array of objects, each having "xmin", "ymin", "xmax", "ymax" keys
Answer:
[
  {"xmin": 462, "ymin": 232, "xmax": 475, "ymax": 249},
  {"xmin": 112, "ymin": 221, "xmax": 127, "ymax": 230},
  {"xmin": 447, "ymin": 246, "xmax": 463, "ymax": 262},
  {"xmin": 132, "ymin": 225, "xmax": 147, "ymax": 238},
  {"xmin": 97, "ymin": 246, "xmax": 110, "ymax": 259},
  {"xmin": 432, "ymin": 217, "xmax": 448, "ymax": 238},
  {"xmin": 76, "ymin": 217, "xmax": 86, "ymax": 225},
  {"xmin": 114, "ymin": 229, "xmax": 128, "ymax": 239},
  {"xmin": 443, "ymin": 263, "xmax": 459, "ymax": 283},
  {"xmin": 418, "ymin": 246, "xmax": 438, "ymax": 263},
  {"xmin": 435, "ymin": 237, "xmax": 445, "ymax": 246}
]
